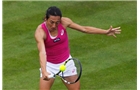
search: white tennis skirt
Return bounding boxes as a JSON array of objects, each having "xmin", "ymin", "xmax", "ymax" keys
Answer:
[{"xmin": 39, "ymin": 55, "xmax": 77, "ymax": 78}]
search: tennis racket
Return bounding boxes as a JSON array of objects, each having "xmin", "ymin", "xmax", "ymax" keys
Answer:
[{"xmin": 48, "ymin": 58, "xmax": 82, "ymax": 84}]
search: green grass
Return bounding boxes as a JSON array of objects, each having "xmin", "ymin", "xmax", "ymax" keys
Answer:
[{"xmin": 3, "ymin": 1, "xmax": 137, "ymax": 90}]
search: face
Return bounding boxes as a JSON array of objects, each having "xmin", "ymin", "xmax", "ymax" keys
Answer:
[{"xmin": 46, "ymin": 15, "xmax": 61, "ymax": 31}]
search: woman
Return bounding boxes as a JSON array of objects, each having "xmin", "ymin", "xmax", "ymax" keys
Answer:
[{"xmin": 34, "ymin": 6, "xmax": 121, "ymax": 90}]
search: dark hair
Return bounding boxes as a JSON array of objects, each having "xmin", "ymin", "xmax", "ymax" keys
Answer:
[{"xmin": 45, "ymin": 6, "xmax": 62, "ymax": 20}]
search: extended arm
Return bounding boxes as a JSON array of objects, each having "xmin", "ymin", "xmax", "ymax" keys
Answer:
[
  {"xmin": 34, "ymin": 25, "xmax": 50, "ymax": 80},
  {"xmin": 61, "ymin": 17, "xmax": 121, "ymax": 37}
]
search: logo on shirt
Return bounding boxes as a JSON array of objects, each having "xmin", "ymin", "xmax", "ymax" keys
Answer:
[
  {"xmin": 61, "ymin": 29, "xmax": 64, "ymax": 36},
  {"xmin": 53, "ymin": 38, "xmax": 61, "ymax": 43}
]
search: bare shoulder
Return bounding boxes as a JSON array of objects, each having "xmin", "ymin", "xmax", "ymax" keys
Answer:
[
  {"xmin": 34, "ymin": 24, "xmax": 46, "ymax": 41},
  {"xmin": 61, "ymin": 17, "xmax": 73, "ymax": 28},
  {"xmin": 61, "ymin": 17, "xmax": 72, "ymax": 21},
  {"xmin": 35, "ymin": 24, "xmax": 42, "ymax": 36}
]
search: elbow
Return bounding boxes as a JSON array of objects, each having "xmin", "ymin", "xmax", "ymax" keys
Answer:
[
  {"xmin": 81, "ymin": 27, "xmax": 88, "ymax": 33},
  {"xmin": 82, "ymin": 29, "xmax": 91, "ymax": 34},
  {"xmin": 39, "ymin": 51, "xmax": 46, "ymax": 57}
]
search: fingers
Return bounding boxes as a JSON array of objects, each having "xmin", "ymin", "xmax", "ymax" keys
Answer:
[
  {"xmin": 107, "ymin": 26, "xmax": 121, "ymax": 38},
  {"xmin": 112, "ymin": 27, "xmax": 121, "ymax": 30},
  {"xmin": 43, "ymin": 76, "xmax": 48, "ymax": 80},
  {"xmin": 43, "ymin": 76, "xmax": 50, "ymax": 81},
  {"xmin": 109, "ymin": 26, "xmax": 121, "ymax": 32},
  {"xmin": 113, "ymin": 34, "xmax": 116, "ymax": 38},
  {"xmin": 112, "ymin": 27, "xmax": 121, "ymax": 34},
  {"xmin": 112, "ymin": 28, "xmax": 121, "ymax": 32},
  {"xmin": 115, "ymin": 31, "xmax": 121, "ymax": 34},
  {"xmin": 110, "ymin": 25, "xmax": 113, "ymax": 30}
]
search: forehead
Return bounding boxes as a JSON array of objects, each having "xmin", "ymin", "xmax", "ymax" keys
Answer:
[{"xmin": 48, "ymin": 15, "xmax": 61, "ymax": 22}]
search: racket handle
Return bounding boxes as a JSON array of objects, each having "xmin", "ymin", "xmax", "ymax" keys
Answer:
[{"xmin": 48, "ymin": 74, "xmax": 55, "ymax": 78}]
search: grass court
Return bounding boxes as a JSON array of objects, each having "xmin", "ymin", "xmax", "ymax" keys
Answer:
[{"xmin": 3, "ymin": 1, "xmax": 137, "ymax": 90}]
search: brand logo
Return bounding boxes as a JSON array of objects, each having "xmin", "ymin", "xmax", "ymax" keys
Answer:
[
  {"xmin": 72, "ymin": 69, "xmax": 76, "ymax": 73},
  {"xmin": 53, "ymin": 38, "xmax": 61, "ymax": 43},
  {"xmin": 61, "ymin": 29, "xmax": 64, "ymax": 36}
]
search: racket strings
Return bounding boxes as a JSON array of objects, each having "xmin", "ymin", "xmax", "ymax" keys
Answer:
[{"xmin": 61, "ymin": 58, "xmax": 82, "ymax": 84}]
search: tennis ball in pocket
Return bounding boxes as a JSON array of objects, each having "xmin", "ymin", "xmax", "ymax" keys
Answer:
[{"xmin": 59, "ymin": 64, "xmax": 66, "ymax": 72}]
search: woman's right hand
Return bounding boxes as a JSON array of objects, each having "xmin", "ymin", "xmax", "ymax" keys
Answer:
[{"xmin": 42, "ymin": 71, "xmax": 51, "ymax": 81}]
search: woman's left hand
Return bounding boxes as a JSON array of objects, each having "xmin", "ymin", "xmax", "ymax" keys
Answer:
[{"xmin": 107, "ymin": 26, "xmax": 121, "ymax": 38}]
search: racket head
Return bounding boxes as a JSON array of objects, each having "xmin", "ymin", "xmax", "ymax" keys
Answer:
[{"xmin": 61, "ymin": 58, "xmax": 82, "ymax": 84}]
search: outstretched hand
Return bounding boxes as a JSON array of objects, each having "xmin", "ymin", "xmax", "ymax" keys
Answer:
[{"xmin": 107, "ymin": 26, "xmax": 121, "ymax": 38}]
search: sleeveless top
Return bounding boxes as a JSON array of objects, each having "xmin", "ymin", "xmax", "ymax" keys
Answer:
[{"xmin": 41, "ymin": 22, "xmax": 70, "ymax": 64}]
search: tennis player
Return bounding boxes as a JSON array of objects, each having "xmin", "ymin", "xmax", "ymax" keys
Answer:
[{"xmin": 34, "ymin": 6, "xmax": 121, "ymax": 90}]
